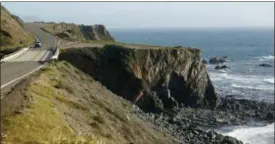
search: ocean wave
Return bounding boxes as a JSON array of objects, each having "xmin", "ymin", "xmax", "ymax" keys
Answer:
[
  {"xmin": 210, "ymin": 72, "xmax": 274, "ymax": 85},
  {"xmin": 231, "ymin": 84, "xmax": 274, "ymax": 91},
  {"xmin": 209, "ymin": 72, "xmax": 228, "ymax": 81},
  {"xmin": 221, "ymin": 123, "xmax": 274, "ymax": 144},
  {"xmin": 259, "ymin": 55, "xmax": 274, "ymax": 61},
  {"xmin": 264, "ymin": 78, "xmax": 274, "ymax": 84},
  {"xmin": 209, "ymin": 72, "xmax": 261, "ymax": 83}
]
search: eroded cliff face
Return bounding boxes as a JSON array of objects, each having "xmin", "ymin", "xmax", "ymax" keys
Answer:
[
  {"xmin": 39, "ymin": 22, "xmax": 114, "ymax": 41},
  {"xmin": 59, "ymin": 45, "xmax": 220, "ymax": 112}
]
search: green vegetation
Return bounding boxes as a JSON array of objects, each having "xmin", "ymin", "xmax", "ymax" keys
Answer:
[
  {"xmin": 3, "ymin": 66, "xmax": 98, "ymax": 143},
  {"xmin": 0, "ymin": 6, "xmax": 35, "ymax": 56},
  {"xmin": 2, "ymin": 61, "xmax": 176, "ymax": 144},
  {"xmin": 38, "ymin": 23, "xmax": 114, "ymax": 42}
]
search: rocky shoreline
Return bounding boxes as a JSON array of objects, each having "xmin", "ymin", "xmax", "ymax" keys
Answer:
[
  {"xmin": 59, "ymin": 45, "xmax": 274, "ymax": 144},
  {"xmin": 133, "ymin": 96, "xmax": 274, "ymax": 144}
]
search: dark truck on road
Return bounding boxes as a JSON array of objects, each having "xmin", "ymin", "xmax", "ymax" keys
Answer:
[{"xmin": 34, "ymin": 41, "xmax": 41, "ymax": 48}]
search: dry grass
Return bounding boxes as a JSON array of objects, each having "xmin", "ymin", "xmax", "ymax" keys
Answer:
[
  {"xmin": 2, "ymin": 61, "xmax": 177, "ymax": 144},
  {"xmin": 60, "ymin": 40, "xmax": 197, "ymax": 52},
  {"xmin": 0, "ymin": 6, "xmax": 35, "ymax": 52}
]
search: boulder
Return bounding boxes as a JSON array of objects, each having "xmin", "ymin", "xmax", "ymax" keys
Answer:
[
  {"xmin": 259, "ymin": 63, "xmax": 272, "ymax": 67},
  {"xmin": 202, "ymin": 59, "xmax": 207, "ymax": 64},
  {"xmin": 265, "ymin": 111, "xmax": 274, "ymax": 120},
  {"xmin": 0, "ymin": 53, "xmax": 3, "ymax": 59},
  {"xmin": 215, "ymin": 65, "xmax": 229, "ymax": 70},
  {"xmin": 221, "ymin": 136, "xmax": 243, "ymax": 144},
  {"xmin": 209, "ymin": 57, "xmax": 227, "ymax": 64}
]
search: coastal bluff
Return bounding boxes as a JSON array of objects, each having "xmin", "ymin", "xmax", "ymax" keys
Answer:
[
  {"xmin": 38, "ymin": 22, "xmax": 115, "ymax": 42},
  {"xmin": 59, "ymin": 45, "xmax": 220, "ymax": 112}
]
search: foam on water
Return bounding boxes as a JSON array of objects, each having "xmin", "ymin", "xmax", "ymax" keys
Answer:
[
  {"xmin": 231, "ymin": 84, "xmax": 274, "ymax": 91},
  {"xmin": 259, "ymin": 55, "xmax": 274, "ymax": 61},
  {"xmin": 209, "ymin": 71, "xmax": 274, "ymax": 103},
  {"xmin": 208, "ymin": 72, "xmax": 228, "ymax": 81},
  {"xmin": 209, "ymin": 72, "xmax": 271, "ymax": 85},
  {"xmin": 264, "ymin": 78, "xmax": 274, "ymax": 84},
  {"xmin": 220, "ymin": 123, "xmax": 274, "ymax": 144}
]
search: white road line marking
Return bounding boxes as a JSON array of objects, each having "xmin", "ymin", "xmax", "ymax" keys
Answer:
[{"xmin": 1, "ymin": 64, "xmax": 45, "ymax": 89}]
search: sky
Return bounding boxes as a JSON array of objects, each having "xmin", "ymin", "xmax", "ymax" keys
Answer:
[{"xmin": 2, "ymin": 2, "xmax": 274, "ymax": 29}]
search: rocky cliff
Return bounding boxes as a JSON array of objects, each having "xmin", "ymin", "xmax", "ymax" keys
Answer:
[
  {"xmin": 39, "ymin": 22, "xmax": 114, "ymax": 42},
  {"xmin": 59, "ymin": 45, "xmax": 220, "ymax": 112},
  {"xmin": 0, "ymin": 6, "xmax": 35, "ymax": 56}
]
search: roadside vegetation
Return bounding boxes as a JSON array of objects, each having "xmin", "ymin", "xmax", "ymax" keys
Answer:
[
  {"xmin": 0, "ymin": 6, "xmax": 35, "ymax": 57},
  {"xmin": 1, "ymin": 61, "xmax": 176, "ymax": 144}
]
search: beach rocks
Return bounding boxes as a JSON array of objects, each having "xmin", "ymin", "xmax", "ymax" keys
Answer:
[
  {"xmin": 259, "ymin": 63, "xmax": 272, "ymax": 67},
  {"xmin": 209, "ymin": 56, "xmax": 227, "ymax": 64},
  {"xmin": 133, "ymin": 100, "xmax": 248, "ymax": 144},
  {"xmin": 265, "ymin": 111, "xmax": 274, "ymax": 121},
  {"xmin": 202, "ymin": 59, "xmax": 208, "ymax": 64},
  {"xmin": 0, "ymin": 53, "xmax": 3, "ymax": 59},
  {"xmin": 215, "ymin": 65, "xmax": 229, "ymax": 70},
  {"xmin": 133, "ymin": 95, "xmax": 273, "ymax": 143},
  {"xmin": 221, "ymin": 136, "xmax": 243, "ymax": 144}
]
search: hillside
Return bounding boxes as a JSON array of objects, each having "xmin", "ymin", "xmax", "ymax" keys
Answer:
[
  {"xmin": 0, "ymin": 6, "xmax": 35, "ymax": 56},
  {"xmin": 1, "ymin": 61, "xmax": 177, "ymax": 144},
  {"xmin": 38, "ymin": 22, "xmax": 114, "ymax": 43},
  {"xmin": 2, "ymin": 43, "xmax": 271, "ymax": 143}
]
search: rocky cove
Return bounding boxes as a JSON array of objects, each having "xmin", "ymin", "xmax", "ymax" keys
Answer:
[{"xmin": 59, "ymin": 44, "xmax": 274, "ymax": 144}]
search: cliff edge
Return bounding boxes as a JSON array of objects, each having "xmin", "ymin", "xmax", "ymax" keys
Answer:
[
  {"xmin": 59, "ymin": 45, "xmax": 220, "ymax": 112},
  {"xmin": 39, "ymin": 22, "xmax": 114, "ymax": 42}
]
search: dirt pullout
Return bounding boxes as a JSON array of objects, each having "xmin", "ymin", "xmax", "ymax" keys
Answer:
[{"xmin": 1, "ymin": 61, "xmax": 177, "ymax": 144}]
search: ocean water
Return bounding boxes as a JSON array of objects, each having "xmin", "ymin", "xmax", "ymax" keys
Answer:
[
  {"xmin": 110, "ymin": 28, "xmax": 274, "ymax": 144},
  {"xmin": 217, "ymin": 122, "xmax": 274, "ymax": 144}
]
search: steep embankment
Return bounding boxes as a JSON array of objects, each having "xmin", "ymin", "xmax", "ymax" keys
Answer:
[
  {"xmin": 59, "ymin": 45, "xmax": 220, "ymax": 112},
  {"xmin": 38, "ymin": 22, "xmax": 114, "ymax": 44},
  {"xmin": 0, "ymin": 6, "xmax": 35, "ymax": 56},
  {"xmin": 1, "ymin": 61, "xmax": 177, "ymax": 144}
]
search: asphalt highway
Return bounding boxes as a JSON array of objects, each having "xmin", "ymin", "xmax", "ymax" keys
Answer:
[{"xmin": 1, "ymin": 23, "xmax": 57, "ymax": 95}]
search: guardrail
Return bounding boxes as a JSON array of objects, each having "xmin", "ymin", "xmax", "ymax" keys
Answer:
[
  {"xmin": 51, "ymin": 47, "xmax": 60, "ymax": 61},
  {"xmin": 50, "ymin": 38, "xmax": 60, "ymax": 61},
  {"xmin": 1, "ymin": 47, "xmax": 30, "ymax": 63}
]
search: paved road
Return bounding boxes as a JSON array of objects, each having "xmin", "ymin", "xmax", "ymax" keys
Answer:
[{"xmin": 1, "ymin": 23, "xmax": 57, "ymax": 95}]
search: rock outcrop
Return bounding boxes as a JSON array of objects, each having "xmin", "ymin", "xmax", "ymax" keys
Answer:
[
  {"xmin": 215, "ymin": 65, "xmax": 229, "ymax": 70},
  {"xmin": 202, "ymin": 59, "xmax": 208, "ymax": 64},
  {"xmin": 59, "ymin": 45, "xmax": 220, "ymax": 112},
  {"xmin": 39, "ymin": 22, "xmax": 114, "ymax": 41},
  {"xmin": 209, "ymin": 56, "xmax": 227, "ymax": 64},
  {"xmin": 259, "ymin": 63, "xmax": 272, "ymax": 67}
]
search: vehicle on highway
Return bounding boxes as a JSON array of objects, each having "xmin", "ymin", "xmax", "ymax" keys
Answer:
[{"xmin": 34, "ymin": 41, "xmax": 41, "ymax": 48}]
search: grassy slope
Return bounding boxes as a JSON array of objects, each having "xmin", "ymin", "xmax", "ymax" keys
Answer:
[
  {"xmin": 40, "ymin": 23, "xmax": 85, "ymax": 41},
  {"xmin": 1, "ymin": 61, "xmax": 177, "ymax": 144},
  {"xmin": 0, "ymin": 6, "xmax": 35, "ymax": 54},
  {"xmin": 60, "ymin": 40, "xmax": 195, "ymax": 51},
  {"xmin": 40, "ymin": 23, "xmax": 114, "ymax": 42}
]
